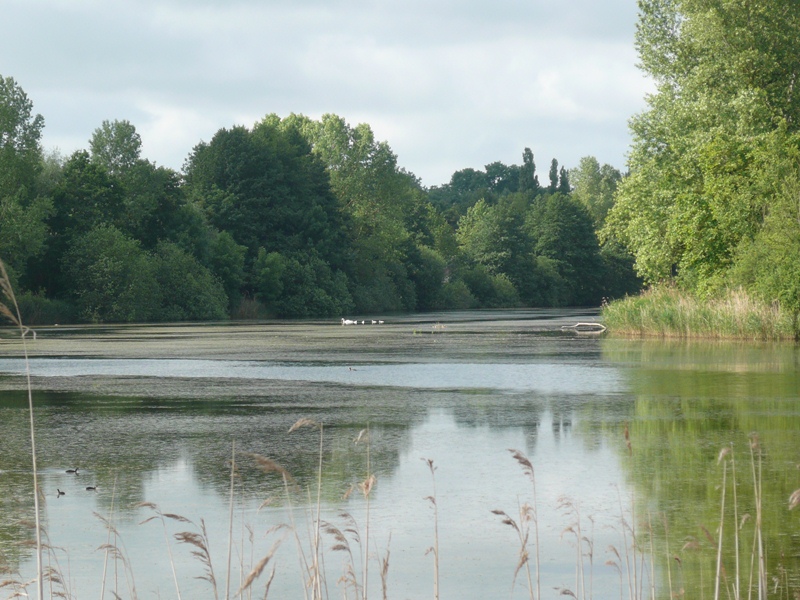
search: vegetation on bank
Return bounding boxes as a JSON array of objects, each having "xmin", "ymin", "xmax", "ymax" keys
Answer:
[
  {"xmin": 0, "ymin": 76, "xmax": 640, "ymax": 325},
  {"xmin": 602, "ymin": 287, "xmax": 799, "ymax": 341},
  {"xmin": 599, "ymin": 0, "xmax": 800, "ymax": 337}
]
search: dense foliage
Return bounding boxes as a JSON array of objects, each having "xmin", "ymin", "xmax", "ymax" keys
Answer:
[
  {"xmin": 603, "ymin": 0, "xmax": 800, "ymax": 314},
  {"xmin": 0, "ymin": 74, "xmax": 639, "ymax": 323}
]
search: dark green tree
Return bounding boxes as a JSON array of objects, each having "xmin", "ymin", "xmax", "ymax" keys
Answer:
[
  {"xmin": 519, "ymin": 148, "xmax": 539, "ymax": 195},
  {"xmin": 548, "ymin": 159, "xmax": 559, "ymax": 193},
  {"xmin": 32, "ymin": 151, "xmax": 125, "ymax": 296},
  {"xmin": 63, "ymin": 225, "xmax": 160, "ymax": 323},
  {"xmin": 152, "ymin": 241, "xmax": 229, "ymax": 321},
  {"xmin": 528, "ymin": 193, "xmax": 604, "ymax": 305},
  {"xmin": 185, "ymin": 119, "xmax": 348, "ymax": 273},
  {"xmin": 558, "ymin": 166, "xmax": 570, "ymax": 195}
]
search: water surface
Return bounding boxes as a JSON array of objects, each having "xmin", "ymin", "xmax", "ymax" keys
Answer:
[{"xmin": 1, "ymin": 310, "xmax": 798, "ymax": 599}]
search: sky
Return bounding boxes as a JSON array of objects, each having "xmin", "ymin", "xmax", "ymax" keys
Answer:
[{"xmin": 2, "ymin": 0, "xmax": 652, "ymax": 188}]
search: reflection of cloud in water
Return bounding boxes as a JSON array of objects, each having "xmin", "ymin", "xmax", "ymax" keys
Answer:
[{"xmin": 0, "ymin": 358, "xmax": 624, "ymax": 394}]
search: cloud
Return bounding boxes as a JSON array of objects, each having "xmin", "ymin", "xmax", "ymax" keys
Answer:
[{"xmin": 2, "ymin": 0, "xmax": 649, "ymax": 185}]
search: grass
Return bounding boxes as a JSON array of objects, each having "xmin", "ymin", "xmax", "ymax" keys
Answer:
[{"xmin": 602, "ymin": 286, "xmax": 799, "ymax": 341}]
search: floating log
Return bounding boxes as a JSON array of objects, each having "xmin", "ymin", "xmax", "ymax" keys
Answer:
[{"xmin": 560, "ymin": 322, "xmax": 607, "ymax": 333}]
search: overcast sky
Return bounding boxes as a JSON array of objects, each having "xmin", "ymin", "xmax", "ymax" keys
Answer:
[{"xmin": 2, "ymin": 0, "xmax": 652, "ymax": 187}]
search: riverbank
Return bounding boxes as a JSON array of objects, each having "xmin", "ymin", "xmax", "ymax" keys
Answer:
[{"xmin": 602, "ymin": 287, "xmax": 799, "ymax": 341}]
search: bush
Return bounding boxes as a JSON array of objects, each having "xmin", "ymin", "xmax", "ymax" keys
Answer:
[
  {"xmin": 436, "ymin": 280, "xmax": 476, "ymax": 310},
  {"xmin": 153, "ymin": 242, "xmax": 229, "ymax": 321},
  {"xmin": 16, "ymin": 291, "xmax": 77, "ymax": 325}
]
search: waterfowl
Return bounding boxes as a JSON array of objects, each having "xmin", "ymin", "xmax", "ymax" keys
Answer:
[
  {"xmin": 85, "ymin": 485, "xmax": 97, "ymax": 491},
  {"xmin": 57, "ymin": 489, "xmax": 65, "ymax": 497},
  {"xmin": 66, "ymin": 467, "xmax": 79, "ymax": 474}
]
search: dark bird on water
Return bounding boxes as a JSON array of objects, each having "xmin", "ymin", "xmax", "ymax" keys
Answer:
[
  {"xmin": 86, "ymin": 485, "xmax": 97, "ymax": 491},
  {"xmin": 57, "ymin": 489, "xmax": 65, "ymax": 497},
  {"xmin": 66, "ymin": 467, "xmax": 79, "ymax": 474}
]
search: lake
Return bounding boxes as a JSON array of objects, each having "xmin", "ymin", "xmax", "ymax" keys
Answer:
[{"xmin": 1, "ymin": 310, "xmax": 799, "ymax": 599}]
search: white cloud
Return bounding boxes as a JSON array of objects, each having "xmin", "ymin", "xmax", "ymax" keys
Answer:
[{"xmin": 1, "ymin": 0, "xmax": 648, "ymax": 186}]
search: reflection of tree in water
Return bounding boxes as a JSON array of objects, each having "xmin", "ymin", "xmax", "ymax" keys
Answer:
[
  {"xmin": 550, "ymin": 399, "xmax": 572, "ymax": 442},
  {"xmin": 447, "ymin": 391, "xmax": 632, "ymax": 458},
  {"xmin": 0, "ymin": 399, "xmax": 37, "ymax": 571},
  {"xmin": 601, "ymin": 339, "xmax": 800, "ymax": 598},
  {"xmin": 0, "ymin": 379, "xmax": 427, "ymax": 512}
]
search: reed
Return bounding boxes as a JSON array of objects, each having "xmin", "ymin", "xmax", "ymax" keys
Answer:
[
  {"xmin": 0, "ymin": 260, "xmax": 42, "ymax": 600},
  {"xmin": 136, "ymin": 501, "xmax": 189, "ymax": 600},
  {"xmin": 355, "ymin": 427, "xmax": 374, "ymax": 600},
  {"xmin": 602, "ymin": 286, "xmax": 798, "ymax": 340},
  {"xmin": 493, "ymin": 448, "xmax": 541, "ymax": 600},
  {"xmin": 95, "ymin": 510, "xmax": 139, "ymax": 599},
  {"xmin": 421, "ymin": 458, "xmax": 440, "ymax": 600},
  {"xmin": 289, "ymin": 418, "xmax": 325, "ymax": 600}
]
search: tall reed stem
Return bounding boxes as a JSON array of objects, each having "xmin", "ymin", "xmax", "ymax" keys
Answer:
[
  {"xmin": 731, "ymin": 447, "xmax": 740, "ymax": 600},
  {"xmin": 0, "ymin": 260, "xmax": 42, "ymax": 600},
  {"xmin": 749, "ymin": 436, "xmax": 767, "ymax": 600},
  {"xmin": 226, "ymin": 440, "xmax": 236, "ymax": 600},
  {"xmin": 314, "ymin": 425, "xmax": 324, "ymax": 600},
  {"xmin": 422, "ymin": 458, "xmax": 440, "ymax": 600},
  {"xmin": 362, "ymin": 429, "xmax": 371, "ymax": 600},
  {"xmin": 714, "ymin": 455, "xmax": 727, "ymax": 600}
]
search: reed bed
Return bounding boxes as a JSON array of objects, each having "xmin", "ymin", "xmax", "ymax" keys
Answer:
[{"xmin": 602, "ymin": 286, "xmax": 798, "ymax": 341}]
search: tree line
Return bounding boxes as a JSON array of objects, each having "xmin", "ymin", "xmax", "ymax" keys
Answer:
[
  {"xmin": 0, "ymin": 75, "xmax": 640, "ymax": 323},
  {"xmin": 603, "ymin": 0, "xmax": 800, "ymax": 315}
]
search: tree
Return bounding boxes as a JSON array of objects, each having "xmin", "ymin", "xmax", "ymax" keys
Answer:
[
  {"xmin": 253, "ymin": 248, "xmax": 353, "ymax": 317},
  {"xmin": 26, "ymin": 151, "xmax": 128, "ymax": 297},
  {"xmin": 184, "ymin": 117, "xmax": 348, "ymax": 272},
  {"xmin": 527, "ymin": 193, "xmax": 604, "ymax": 305},
  {"xmin": 548, "ymin": 158, "xmax": 559, "ymax": 192},
  {"xmin": 605, "ymin": 0, "xmax": 800, "ymax": 299},
  {"xmin": 0, "ymin": 75, "xmax": 49, "ymax": 283},
  {"xmin": 0, "ymin": 191, "xmax": 52, "ymax": 285},
  {"xmin": 63, "ymin": 225, "xmax": 160, "ymax": 322},
  {"xmin": 89, "ymin": 119, "xmax": 142, "ymax": 175},
  {"xmin": 50, "ymin": 150, "xmax": 125, "ymax": 235},
  {"xmin": 118, "ymin": 160, "xmax": 187, "ymax": 248},
  {"xmin": 0, "ymin": 75, "xmax": 44, "ymax": 195},
  {"xmin": 570, "ymin": 156, "xmax": 622, "ymax": 228},
  {"xmin": 558, "ymin": 166, "xmax": 570, "ymax": 195},
  {"xmin": 292, "ymin": 113, "xmax": 425, "ymax": 312},
  {"xmin": 152, "ymin": 241, "xmax": 229, "ymax": 321},
  {"xmin": 519, "ymin": 148, "xmax": 539, "ymax": 195}
]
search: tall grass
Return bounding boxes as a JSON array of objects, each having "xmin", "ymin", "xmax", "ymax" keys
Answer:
[{"xmin": 602, "ymin": 286, "xmax": 798, "ymax": 340}]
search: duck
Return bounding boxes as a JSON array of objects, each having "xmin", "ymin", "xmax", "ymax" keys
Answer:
[
  {"xmin": 57, "ymin": 489, "xmax": 65, "ymax": 497},
  {"xmin": 66, "ymin": 467, "xmax": 79, "ymax": 474},
  {"xmin": 85, "ymin": 485, "xmax": 97, "ymax": 491}
]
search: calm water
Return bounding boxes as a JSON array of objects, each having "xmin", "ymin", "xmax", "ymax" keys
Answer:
[{"xmin": 1, "ymin": 310, "xmax": 799, "ymax": 599}]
